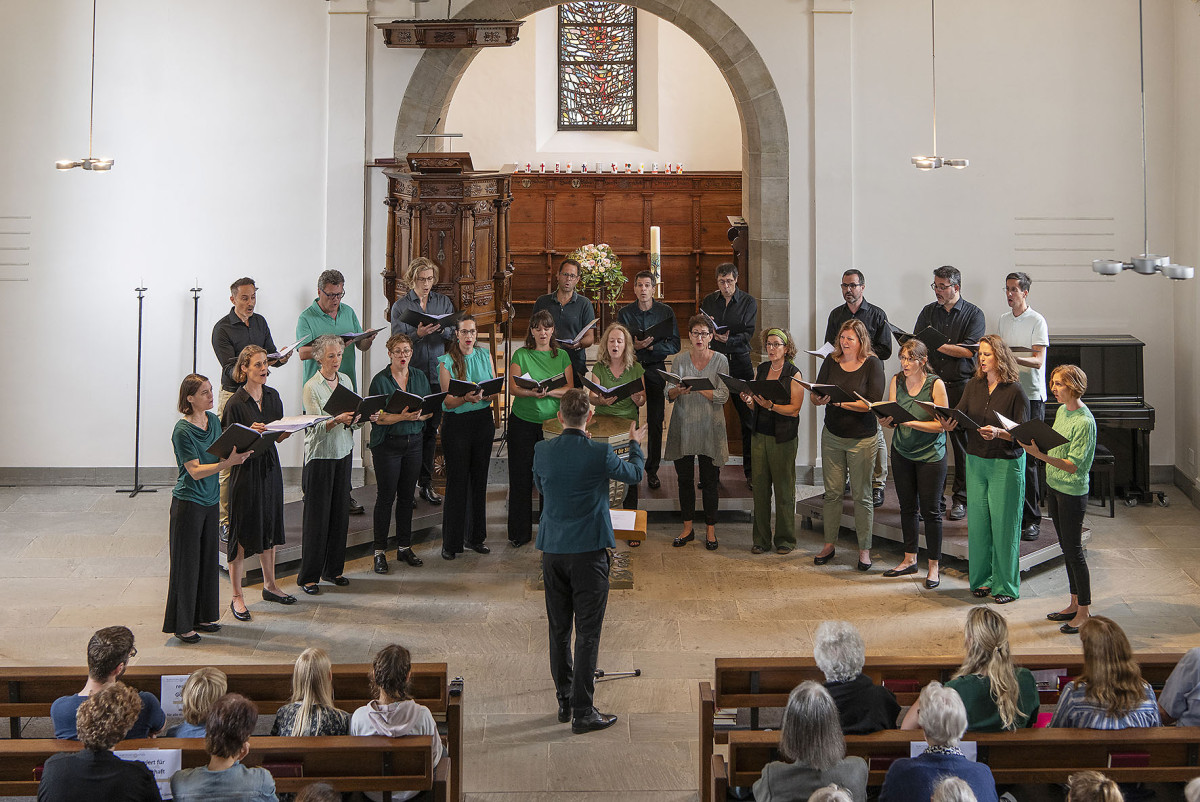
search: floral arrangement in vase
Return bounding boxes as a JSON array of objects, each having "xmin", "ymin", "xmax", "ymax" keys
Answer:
[{"xmin": 569, "ymin": 242, "xmax": 627, "ymax": 314}]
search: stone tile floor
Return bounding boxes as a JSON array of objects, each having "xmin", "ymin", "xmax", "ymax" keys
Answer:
[{"xmin": 0, "ymin": 482, "xmax": 1197, "ymax": 800}]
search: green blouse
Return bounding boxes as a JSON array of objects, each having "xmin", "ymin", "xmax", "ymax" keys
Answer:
[
  {"xmin": 591, "ymin": 361, "xmax": 645, "ymax": 421},
  {"xmin": 891, "ymin": 374, "xmax": 946, "ymax": 463},
  {"xmin": 368, "ymin": 367, "xmax": 431, "ymax": 448},
  {"xmin": 945, "ymin": 669, "xmax": 1039, "ymax": 732},
  {"xmin": 171, "ymin": 412, "xmax": 221, "ymax": 506},
  {"xmin": 511, "ymin": 347, "xmax": 571, "ymax": 423}
]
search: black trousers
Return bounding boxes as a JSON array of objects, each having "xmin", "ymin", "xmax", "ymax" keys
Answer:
[
  {"xmin": 441, "ymin": 408, "xmax": 494, "ymax": 553},
  {"xmin": 542, "ymin": 549, "xmax": 610, "ymax": 713},
  {"xmin": 566, "ymin": 349, "xmax": 588, "ymax": 388},
  {"xmin": 675, "ymin": 455, "xmax": 719, "ymax": 525},
  {"xmin": 419, "ymin": 406, "xmax": 443, "ymax": 488},
  {"xmin": 891, "ymin": 449, "xmax": 947, "ymax": 561},
  {"xmin": 944, "ymin": 380, "xmax": 969, "ymax": 506},
  {"xmin": 163, "ymin": 497, "xmax": 220, "ymax": 634},
  {"xmin": 371, "ymin": 433, "xmax": 423, "ymax": 551},
  {"xmin": 1022, "ymin": 400, "xmax": 1045, "ymax": 527},
  {"xmin": 641, "ymin": 362, "xmax": 667, "ymax": 475},
  {"xmin": 299, "ymin": 454, "xmax": 351, "ymax": 585},
  {"xmin": 727, "ymin": 352, "xmax": 754, "ymax": 475},
  {"xmin": 507, "ymin": 415, "xmax": 544, "ymax": 546},
  {"xmin": 1048, "ymin": 488, "xmax": 1091, "ymax": 605}
]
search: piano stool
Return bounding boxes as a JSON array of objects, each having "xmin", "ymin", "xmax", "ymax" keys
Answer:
[{"xmin": 1090, "ymin": 445, "xmax": 1116, "ymax": 519}]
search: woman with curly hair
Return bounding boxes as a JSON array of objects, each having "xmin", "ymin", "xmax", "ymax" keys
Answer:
[
  {"xmin": 272, "ymin": 648, "xmax": 350, "ymax": 737},
  {"xmin": 940, "ymin": 334, "xmax": 1029, "ymax": 603},
  {"xmin": 903, "ymin": 607, "xmax": 1039, "ymax": 732},
  {"xmin": 1050, "ymin": 617, "xmax": 1162, "ymax": 729}
]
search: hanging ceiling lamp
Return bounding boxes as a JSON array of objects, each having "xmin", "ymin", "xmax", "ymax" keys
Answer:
[
  {"xmin": 911, "ymin": 0, "xmax": 968, "ymax": 171},
  {"xmin": 1092, "ymin": 0, "xmax": 1192, "ymax": 280},
  {"xmin": 56, "ymin": 0, "xmax": 114, "ymax": 172}
]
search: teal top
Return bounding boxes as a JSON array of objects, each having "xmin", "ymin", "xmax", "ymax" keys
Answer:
[
  {"xmin": 296, "ymin": 299, "xmax": 363, "ymax": 392},
  {"xmin": 511, "ymin": 347, "xmax": 571, "ymax": 423},
  {"xmin": 438, "ymin": 348, "xmax": 496, "ymax": 414},
  {"xmin": 368, "ymin": 367, "xmax": 431, "ymax": 448},
  {"xmin": 591, "ymin": 361, "xmax": 645, "ymax": 421},
  {"xmin": 1046, "ymin": 404, "xmax": 1096, "ymax": 497},
  {"xmin": 891, "ymin": 373, "xmax": 945, "ymax": 463},
  {"xmin": 302, "ymin": 371, "xmax": 356, "ymax": 462},
  {"xmin": 171, "ymin": 412, "xmax": 221, "ymax": 506}
]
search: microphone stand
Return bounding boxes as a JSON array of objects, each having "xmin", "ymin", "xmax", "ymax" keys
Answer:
[
  {"xmin": 117, "ymin": 286, "xmax": 157, "ymax": 497},
  {"xmin": 190, "ymin": 281, "xmax": 202, "ymax": 373}
]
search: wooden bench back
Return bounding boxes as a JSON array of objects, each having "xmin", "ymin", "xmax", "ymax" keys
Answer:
[{"xmin": 0, "ymin": 735, "xmax": 448, "ymax": 800}]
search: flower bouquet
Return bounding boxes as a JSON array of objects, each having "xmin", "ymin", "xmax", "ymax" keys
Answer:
[{"xmin": 569, "ymin": 243, "xmax": 627, "ymax": 314}]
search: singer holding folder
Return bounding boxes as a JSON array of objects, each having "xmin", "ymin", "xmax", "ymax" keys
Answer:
[
  {"xmin": 438, "ymin": 315, "xmax": 498, "ymax": 559},
  {"xmin": 587, "ymin": 322, "xmax": 646, "ymax": 517},
  {"xmin": 165, "ymin": 374, "xmax": 251, "ymax": 644},
  {"xmin": 222, "ymin": 346, "xmax": 294, "ymax": 620},
  {"xmin": 368, "ymin": 333, "xmax": 434, "ymax": 574}
]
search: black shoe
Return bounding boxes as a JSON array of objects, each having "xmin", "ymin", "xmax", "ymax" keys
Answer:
[
  {"xmin": 993, "ymin": 594, "xmax": 1017, "ymax": 604},
  {"xmin": 857, "ymin": 560, "xmax": 873, "ymax": 571},
  {"xmin": 1046, "ymin": 611, "xmax": 1076, "ymax": 622},
  {"xmin": 301, "ymin": 584, "xmax": 321, "ymax": 595},
  {"xmin": 705, "ymin": 537, "xmax": 719, "ymax": 551},
  {"xmin": 374, "ymin": 554, "xmax": 389, "ymax": 574},
  {"xmin": 924, "ymin": 578, "xmax": 941, "ymax": 589},
  {"xmin": 672, "ymin": 531, "xmax": 695, "ymax": 547},
  {"xmin": 397, "ymin": 548, "xmax": 424, "ymax": 567},
  {"xmin": 647, "ymin": 472, "xmax": 661, "ymax": 490},
  {"xmin": 349, "ymin": 496, "xmax": 365, "ymax": 515},
  {"xmin": 195, "ymin": 623, "xmax": 221, "ymax": 633},
  {"xmin": 557, "ymin": 699, "xmax": 571, "ymax": 724},
  {"xmin": 872, "ymin": 488, "xmax": 885, "ymax": 508},
  {"xmin": 1021, "ymin": 523, "xmax": 1041, "ymax": 541},
  {"xmin": 323, "ymin": 575, "xmax": 350, "ymax": 586},
  {"xmin": 441, "ymin": 548, "xmax": 456, "ymax": 560},
  {"xmin": 175, "ymin": 632, "xmax": 202, "ymax": 644},
  {"xmin": 1060, "ymin": 622, "xmax": 1081, "ymax": 634},
  {"xmin": 466, "ymin": 542, "xmax": 490, "ymax": 555},
  {"xmin": 419, "ymin": 485, "xmax": 443, "ymax": 505},
  {"xmin": 751, "ymin": 545, "xmax": 765, "ymax": 554},
  {"xmin": 571, "ymin": 707, "xmax": 618, "ymax": 733},
  {"xmin": 230, "ymin": 599, "xmax": 252, "ymax": 621},
  {"xmin": 972, "ymin": 587, "xmax": 991, "ymax": 598},
  {"xmin": 262, "ymin": 589, "xmax": 297, "ymax": 605},
  {"xmin": 219, "ymin": 523, "xmax": 230, "ymax": 543},
  {"xmin": 948, "ymin": 502, "xmax": 967, "ymax": 521},
  {"xmin": 882, "ymin": 564, "xmax": 918, "ymax": 577},
  {"xmin": 814, "ymin": 548, "xmax": 835, "ymax": 566},
  {"xmin": 508, "ymin": 539, "xmax": 527, "ymax": 548}
]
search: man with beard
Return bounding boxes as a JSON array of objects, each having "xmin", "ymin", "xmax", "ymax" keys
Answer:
[{"xmin": 50, "ymin": 626, "xmax": 165, "ymax": 740}]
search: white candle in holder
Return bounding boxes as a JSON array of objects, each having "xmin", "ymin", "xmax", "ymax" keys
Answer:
[{"xmin": 649, "ymin": 225, "xmax": 662, "ymax": 299}]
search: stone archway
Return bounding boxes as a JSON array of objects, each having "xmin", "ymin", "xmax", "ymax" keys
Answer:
[{"xmin": 391, "ymin": 0, "xmax": 791, "ymax": 330}]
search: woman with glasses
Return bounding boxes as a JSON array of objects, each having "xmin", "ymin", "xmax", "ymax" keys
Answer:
[
  {"xmin": 368, "ymin": 333, "xmax": 434, "ymax": 574},
  {"xmin": 507, "ymin": 309, "xmax": 574, "ymax": 547},
  {"xmin": 878, "ymin": 339, "xmax": 948, "ymax": 588},
  {"xmin": 740, "ymin": 327, "xmax": 804, "ymax": 554},
  {"xmin": 664, "ymin": 314, "xmax": 729, "ymax": 550},
  {"xmin": 811, "ymin": 319, "xmax": 886, "ymax": 570}
]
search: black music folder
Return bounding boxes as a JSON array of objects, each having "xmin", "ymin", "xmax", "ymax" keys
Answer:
[
  {"xmin": 555, "ymin": 318, "xmax": 599, "ymax": 349},
  {"xmin": 700, "ymin": 310, "xmax": 729, "ymax": 334},
  {"xmin": 995, "ymin": 412, "xmax": 1069, "ymax": 450},
  {"xmin": 916, "ymin": 401, "xmax": 982, "ymax": 430},
  {"xmin": 513, "ymin": 372, "xmax": 568, "ymax": 392},
  {"xmin": 386, "ymin": 390, "xmax": 448, "ymax": 417},
  {"xmin": 795, "ymin": 379, "xmax": 858, "ymax": 405},
  {"xmin": 717, "ymin": 373, "xmax": 792, "ymax": 405},
  {"xmin": 322, "ymin": 384, "xmax": 387, "ymax": 422},
  {"xmin": 398, "ymin": 308, "xmax": 464, "ymax": 330},
  {"xmin": 446, "ymin": 376, "xmax": 505, "ymax": 397},
  {"xmin": 581, "ymin": 375, "xmax": 645, "ymax": 401},
  {"xmin": 864, "ymin": 400, "xmax": 919, "ymax": 425},
  {"xmin": 634, "ymin": 317, "xmax": 675, "ymax": 342},
  {"xmin": 206, "ymin": 424, "xmax": 282, "ymax": 460},
  {"xmin": 339, "ymin": 327, "xmax": 386, "ymax": 346},
  {"xmin": 656, "ymin": 369, "xmax": 715, "ymax": 392}
]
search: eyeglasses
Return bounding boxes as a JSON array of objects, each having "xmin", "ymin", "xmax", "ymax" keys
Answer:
[
  {"xmin": 931, "ymin": 283, "xmax": 955, "ymax": 291},
  {"xmin": 898, "ymin": 355, "xmax": 922, "ymax": 363},
  {"xmin": 390, "ymin": 349, "xmax": 413, "ymax": 357},
  {"xmin": 690, "ymin": 330, "xmax": 712, "ymax": 337},
  {"xmin": 127, "ymin": 647, "xmax": 137, "ymax": 660},
  {"xmin": 839, "ymin": 283, "xmax": 862, "ymax": 290},
  {"xmin": 321, "ymin": 289, "xmax": 345, "ymax": 300},
  {"xmin": 765, "ymin": 341, "xmax": 786, "ymax": 348}
]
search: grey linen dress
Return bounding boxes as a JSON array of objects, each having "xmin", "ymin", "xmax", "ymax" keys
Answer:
[{"xmin": 663, "ymin": 349, "xmax": 730, "ymax": 464}]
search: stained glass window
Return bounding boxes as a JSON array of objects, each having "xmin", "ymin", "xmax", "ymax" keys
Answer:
[{"xmin": 558, "ymin": 2, "xmax": 637, "ymax": 130}]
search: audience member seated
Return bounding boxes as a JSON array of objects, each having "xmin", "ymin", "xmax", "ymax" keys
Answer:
[
  {"xmin": 1050, "ymin": 616, "xmax": 1161, "ymax": 729},
  {"xmin": 807, "ymin": 785, "xmax": 854, "ymax": 802},
  {"xmin": 813, "ymin": 620, "xmax": 900, "ymax": 733},
  {"xmin": 166, "ymin": 667, "xmax": 227, "ymax": 737},
  {"xmin": 170, "ymin": 693, "xmax": 278, "ymax": 802},
  {"xmin": 878, "ymin": 682, "xmax": 997, "ymax": 802},
  {"xmin": 1066, "ymin": 770, "xmax": 1123, "ymax": 802},
  {"xmin": 751, "ymin": 681, "xmax": 868, "ymax": 802},
  {"xmin": 51, "ymin": 625, "xmax": 165, "ymax": 740},
  {"xmin": 1159, "ymin": 646, "xmax": 1200, "ymax": 725},
  {"xmin": 932, "ymin": 777, "xmax": 979, "ymax": 802},
  {"xmin": 37, "ymin": 683, "xmax": 162, "ymax": 802},
  {"xmin": 294, "ymin": 784, "xmax": 338, "ymax": 802},
  {"xmin": 1185, "ymin": 777, "xmax": 1200, "ymax": 802},
  {"xmin": 903, "ymin": 607, "xmax": 1038, "ymax": 732},
  {"xmin": 271, "ymin": 648, "xmax": 350, "ymax": 736},
  {"xmin": 350, "ymin": 644, "xmax": 443, "ymax": 802}
]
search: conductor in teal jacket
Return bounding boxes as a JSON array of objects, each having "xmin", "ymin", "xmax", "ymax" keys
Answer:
[{"xmin": 534, "ymin": 388, "xmax": 647, "ymax": 734}]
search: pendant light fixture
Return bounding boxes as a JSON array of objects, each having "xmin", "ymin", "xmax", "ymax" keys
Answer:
[
  {"xmin": 56, "ymin": 0, "xmax": 114, "ymax": 172},
  {"xmin": 1092, "ymin": 0, "xmax": 1192, "ymax": 280},
  {"xmin": 911, "ymin": 0, "xmax": 968, "ymax": 171}
]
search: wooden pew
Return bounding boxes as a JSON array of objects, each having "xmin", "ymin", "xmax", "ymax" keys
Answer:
[
  {"xmin": 0, "ymin": 663, "xmax": 463, "ymax": 802},
  {"xmin": 0, "ymin": 735, "xmax": 448, "ymax": 800},
  {"xmin": 698, "ymin": 652, "xmax": 1186, "ymax": 802},
  {"xmin": 714, "ymin": 727, "xmax": 1200, "ymax": 798}
]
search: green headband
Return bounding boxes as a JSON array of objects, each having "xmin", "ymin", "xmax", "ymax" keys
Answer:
[{"xmin": 765, "ymin": 328, "xmax": 788, "ymax": 345}]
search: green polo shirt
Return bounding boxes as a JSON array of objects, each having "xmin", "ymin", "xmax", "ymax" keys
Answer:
[
  {"xmin": 368, "ymin": 367, "xmax": 431, "ymax": 448},
  {"xmin": 171, "ymin": 413, "xmax": 221, "ymax": 506},
  {"xmin": 296, "ymin": 299, "xmax": 363, "ymax": 392},
  {"xmin": 511, "ymin": 347, "xmax": 571, "ymax": 423},
  {"xmin": 945, "ymin": 669, "xmax": 1039, "ymax": 731}
]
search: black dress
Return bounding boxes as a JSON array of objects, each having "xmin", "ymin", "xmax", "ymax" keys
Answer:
[{"xmin": 221, "ymin": 385, "xmax": 286, "ymax": 559}]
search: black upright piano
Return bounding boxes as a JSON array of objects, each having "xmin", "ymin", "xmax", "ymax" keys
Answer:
[{"xmin": 1044, "ymin": 334, "xmax": 1156, "ymax": 504}]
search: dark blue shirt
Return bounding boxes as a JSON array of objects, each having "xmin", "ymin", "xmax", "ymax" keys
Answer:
[
  {"xmin": 617, "ymin": 300, "xmax": 680, "ymax": 364},
  {"xmin": 389, "ymin": 289, "xmax": 457, "ymax": 382},
  {"xmin": 51, "ymin": 691, "xmax": 166, "ymax": 740}
]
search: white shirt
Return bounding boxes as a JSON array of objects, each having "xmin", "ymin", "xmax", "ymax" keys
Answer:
[{"xmin": 997, "ymin": 307, "xmax": 1049, "ymax": 401}]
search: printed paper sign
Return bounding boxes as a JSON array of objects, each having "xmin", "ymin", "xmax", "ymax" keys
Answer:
[
  {"xmin": 114, "ymin": 748, "xmax": 182, "ymax": 799},
  {"xmin": 160, "ymin": 675, "xmax": 189, "ymax": 717}
]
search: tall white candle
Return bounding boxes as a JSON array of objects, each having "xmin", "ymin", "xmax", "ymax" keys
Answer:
[{"xmin": 649, "ymin": 225, "xmax": 662, "ymax": 299}]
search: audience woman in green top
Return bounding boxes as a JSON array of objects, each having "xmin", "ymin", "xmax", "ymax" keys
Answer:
[
  {"xmin": 1020, "ymin": 364, "xmax": 1097, "ymax": 635},
  {"xmin": 165, "ymin": 374, "xmax": 250, "ymax": 644},
  {"xmin": 587, "ymin": 322, "xmax": 646, "ymax": 517},
  {"xmin": 438, "ymin": 315, "xmax": 499, "ymax": 559},
  {"xmin": 903, "ymin": 607, "xmax": 1039, "ymax": 732},
  {"xmin": 506, "ymin": 309, "xmax": 574, "ymax": 547},
  {"xmin": 369, "ymin": 333, "xmax": 434, "ymax": 574},
  {"xmin": 298, "ymin": 335, "xmax": 360, "ymax": 595},
  {"xmin": 878, "ymin": 339, "xmax": 948, "ymax": 588}
]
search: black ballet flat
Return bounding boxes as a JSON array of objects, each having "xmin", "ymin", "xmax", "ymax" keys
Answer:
[
  {"xmin": 262, "ymin": 589, "xmax": 297, "ymax": 605},
  {"xmin": 813, "ymin": 548, "xmax": 835, "ymax": 566},
  {"xmin": 1046, "ymin": 611, "xmax": 1075, "ymax": 622},
  {"xmin": 924, "ymin": 578, "xmax": 941, "ymax": 589},
  {"xmin": 174, "ymin": 632, "xmax": 201, "ymax": 644},
  {"xmin": 882, "ymin": 564, "xmax": 918, "ymax": 577},
  {"xmin": 230, "ymin": 600, "xmax": 251, "ymax": 622},
  {"xmin": 857, "ymin": 560, "xmax": 873, "ymax": 572},
  {"xmin": 323, "ymin": 575, "xmax": 350, "ymax": 586},
  {"xmin": 195, "ymin": 623, "xmax": 221, "ymax": 633},
  {"xmin": 705, "ymin": 537, "xmax": 719, "ymax": 551},
  {"xmin": 672, "ymin": 532, "xmax": 695, "ymax": 547},
  {"xmin": 1060, "ymin": 622, "xmax": 1081, "ymax": 634},
  {"xmin": 301, "ymin": 584, "xmax": 320, "ymax": 596}
]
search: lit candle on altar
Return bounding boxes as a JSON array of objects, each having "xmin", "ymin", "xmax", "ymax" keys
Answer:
[{"xmin": 649, "ymin": 225, "xmax": 662, "ymax": 299}]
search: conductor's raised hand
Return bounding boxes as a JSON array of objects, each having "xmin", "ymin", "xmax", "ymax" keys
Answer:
[{"xmin": 629, "ymin": 421, "xmax": 649, "ymax": 447}]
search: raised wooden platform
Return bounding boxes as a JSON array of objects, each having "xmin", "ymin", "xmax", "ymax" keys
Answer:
[{"xmin": 637, "ymin": 463, "xmax": 754, "ymax": 513}]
